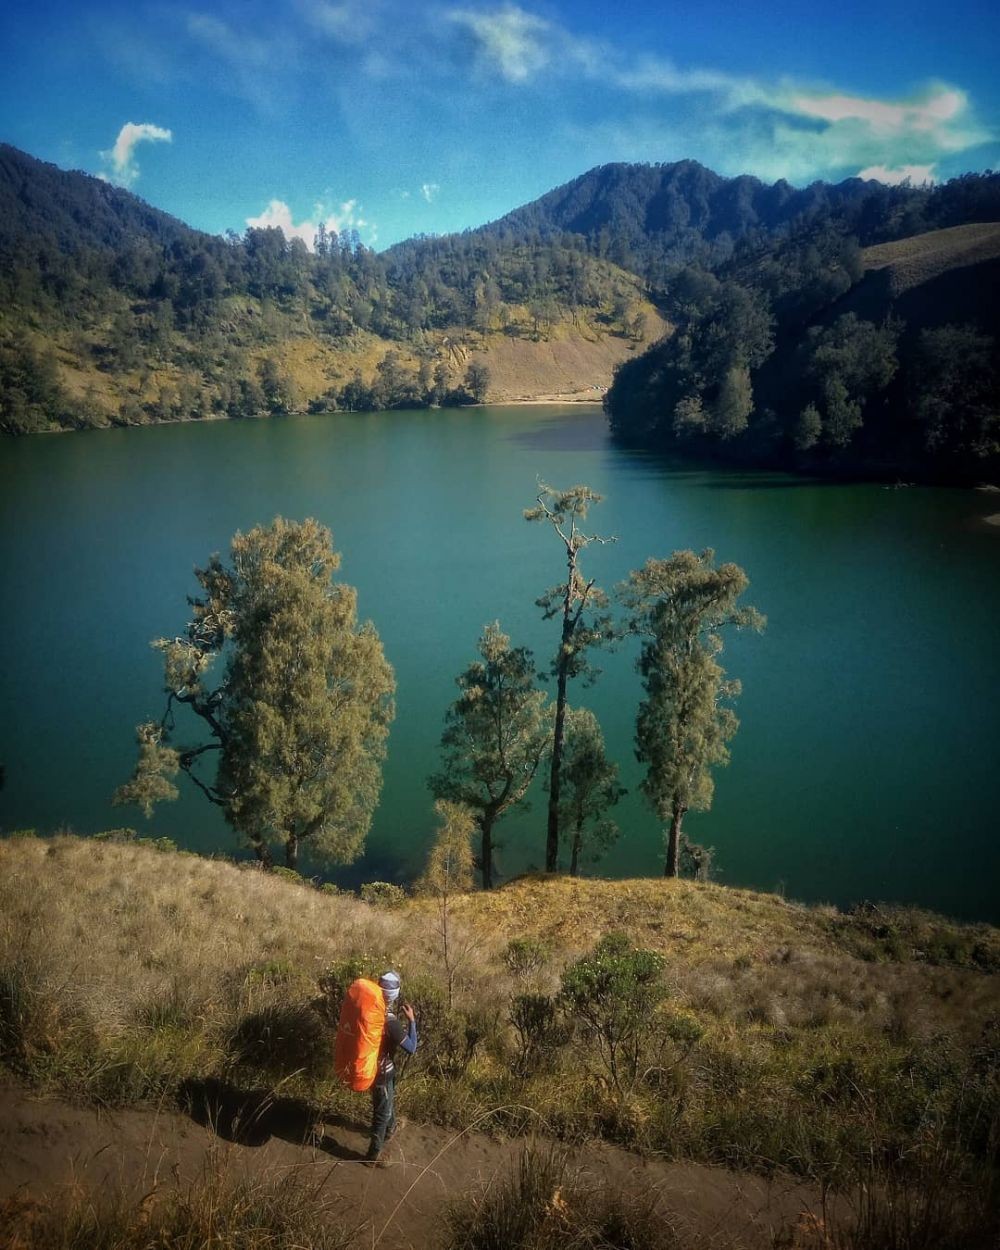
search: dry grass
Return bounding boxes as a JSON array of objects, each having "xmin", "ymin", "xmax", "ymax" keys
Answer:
[
  {"xmin": 0, "ymin": 1155, "xmax": 355, "ymax": 1249},
  {"xmin": 861, "ymin": 222, "xmax": 1000, "ymax": 296},
  {"xmin": 1, "ymin": 835, "xmax": 997, "ymax": 1208}
]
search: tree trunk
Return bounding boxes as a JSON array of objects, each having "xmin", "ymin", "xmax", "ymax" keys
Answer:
[
  {"xmin": 570, "ymin": 818, "xmax": 583, "ymax": 877},
  {"xmin": 665, "ymin": 806, "xmax": 684, "ymax": 877},
  {"xmin": 285, "ymin": 833, "xmax": 298, "ymax": 871},
  {"xmin": 481, "ymin": 814, "xmax": 495, "ymax": 890},
  {"xmin": 546, "ymin": 659, "xmax": 569, "ymax": 873}
]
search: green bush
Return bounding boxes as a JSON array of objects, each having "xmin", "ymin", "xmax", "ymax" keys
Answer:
[
  {"xmin": 560, "ymin": 933, "xmax": 666, "ymax": 1094},
  {"xmin": 509, "ymin": 994, "xmax": 566, "ymax": 1074},
  {"xmin": 503, "ymin": 937, "xmax": 550, "ymax": 979},
  {"xmin": 92, "ymin": 827, "xmax": 140, "ymax": 842},
  {"xmin": 270, "ymin": 866, "xmax": 308, "ymax": 885},
  {"xmin": 227, "ymin": 1002, "xmax": 330, "ymax": 1077},
  {"xmin": 360, "ymin": 881, "xmax": 406, "ymax": 908},
  {"xmin": 315, "ymin": 955, "xmax": 393, "ymax": 1026}
]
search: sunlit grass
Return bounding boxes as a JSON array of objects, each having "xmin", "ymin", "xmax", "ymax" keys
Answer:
[{"xmin": 1, "ymin": 833, "xmax": 997, "ymax": 1212}]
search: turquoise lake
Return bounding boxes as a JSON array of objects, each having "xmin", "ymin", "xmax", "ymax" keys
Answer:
[{"xmin": 1, "ymin": 405, "xmax": 998, "ymax": 922}]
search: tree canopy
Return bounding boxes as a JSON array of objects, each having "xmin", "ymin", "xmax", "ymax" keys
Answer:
[
  {"xmin": 620, "ymin": 550, "xmax": 764, "ymax": 877},
  {"xmin": 429, "ymin": 623, "xmax": 549, "ymax": 889},
  {"xmin": 114, "ymin": 517, "xmax": 395, "ymax": 869},
  {"xmin": 525, "ymin": 482, "xmax": 615, "ymax": 873}
]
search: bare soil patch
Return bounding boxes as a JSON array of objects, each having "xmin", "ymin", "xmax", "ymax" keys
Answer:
[{"xmin": 0, "ymin": 1082, "xmax": 835, "ymax": 1249}]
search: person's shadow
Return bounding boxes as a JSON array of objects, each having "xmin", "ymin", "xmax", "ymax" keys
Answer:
[{"xmin": 178, "ymin": 1077, "xmax": 366, "ymax": 1161}]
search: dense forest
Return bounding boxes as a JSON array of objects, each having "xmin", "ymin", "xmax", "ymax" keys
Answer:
[
  {"xmin": 2, "ymin": 143, "xmax": 999, "ymax": 481},
  {"xmin": 603, "ymin": 171, "xmax": 1000, "ymax": 481}
]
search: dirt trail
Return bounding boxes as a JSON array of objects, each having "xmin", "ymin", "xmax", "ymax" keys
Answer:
[{"xmin": 0, "ymin": 1082, "xmax": 836, "ymax": 1248}]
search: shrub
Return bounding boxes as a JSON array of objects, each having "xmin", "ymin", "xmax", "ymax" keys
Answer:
[
  {"xmin": 92, "ymin": 827, "xmax": 140, "ymax": 842},
  {"xmin": 509, "ymin": 994, "xmax": 566, "ymax": 1074},
  {"xmin": 503, "ymin": 937, "xmax": 550, "ymax": 980},
  {"xmin": 227, "ymin": 1002, "xmax": 329, "ymax": 1077},
  {"xmin": 270, "ymin": 866, "xmax": 308, "ymax": 885},
  {"xmin": 404, "ymin": 974, "xmax": 484, "ymax": 1079},
  {"xmin": 360, "ymin": 881, "xmax": 406, "ymax": 908},
  {"xmin": 559, "ymin": 933, "xmax": 666, "ymax": 1094}
]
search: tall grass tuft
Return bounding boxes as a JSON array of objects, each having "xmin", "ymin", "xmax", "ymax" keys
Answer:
[
  {"xmin": 446, "ymin": 1142, "xmax": 685, "ymax": 1249},
  {"xmin": 0, "ymin": 1161, "xmax": 356, "ymax": 1249}
]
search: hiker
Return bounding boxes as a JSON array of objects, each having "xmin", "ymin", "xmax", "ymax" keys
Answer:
[{"xmin": 366, "ymin": 970, "xmax": 417, "ymax": 1165}]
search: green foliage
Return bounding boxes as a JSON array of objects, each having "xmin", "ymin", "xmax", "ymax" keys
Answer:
[
  {"xmin": 317, "ymin": 955, "xmax": 390, "ymax": 1008},
  {"xmin": 559, "ymin": 933, "xmax": 666, "ymax": 1094},
  {"xmin": 417, "ymin": 800, "xmax": 476, "ymax": 898},
  {"xmin": 227, "ymin": 1001, "xmax": 329, "ymax": 1076},
  {"xmin": 0, "ymin": 332, "xmax": 82, "ymax": 435},
  {"xmin": 803, "ymin": 313, "xmax": 899, "ymax": 448},
  {"xmin": 555, "ymin": 706, "xmax": 625, "ymax": 875},
  {"xmin": 620, "ymin": 550, "xmax": 764, "ymax": 875},
  {"xmin": 911, "ymin": 323, "xmax": 1000, "ymax": 464},
  {"xmin": 503, "ymin": 937, "xmax": 551, "ymax": 979},
  {"xmin": 112, "ymin": 723, "xmax": 179, "ymax": 818},
  {"xmin": 359, "ymin": 881, "xmax": 407, "ymax": 908},
  {"xmin": 430, "ymin": 623, "xmax": 549, "ymax": 889},
  {"xmin": 525, "ymin": 483, "xmax": 615, "ymax": 874},
  {"xmin": 270, "ymin": 866, "xmax": 308, "ymax": 885},
  {"xmin": 509, "ymin": 993, "xmax": 566, "ymax": 1073},
  {"xmin": 464, "ymin": 360, "xmax": 491, "ymax": 403},
  {"xmin": 90, "ymin": 828, "xmax": 178, "ymax": 853},
  {"xmin": 114, "ymin": 518, "xmax": 395, "ymax": 871}
]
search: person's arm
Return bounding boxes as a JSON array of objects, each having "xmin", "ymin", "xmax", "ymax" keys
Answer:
[{"xmin": 400, "ymin": 1003, "xmax": 417, "ymax": 1054}]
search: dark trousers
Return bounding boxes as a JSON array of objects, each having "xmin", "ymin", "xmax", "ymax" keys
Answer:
[{"xmin": 367, "ymin": 1071, "xmax": 396, "ymax": 1159}]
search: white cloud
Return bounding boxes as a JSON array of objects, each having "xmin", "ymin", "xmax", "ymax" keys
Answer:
[
  {"xmin": 857, "ymin": 164, "xmax": 937, "ymax": 185},
  {"xmin": 731, "ymin": 83, "xmax": 987, "ymax": 183},
  {"xmin": 100, "ymin": 122, "xmax": 172, "ymax": 186},
  {"xmin": 298, "ymin": 0, "xmax": 381, "ymax": 43},
  {"xmin": 442, "ymin": 4, "xmax": 989, "ymax": 182},
  {"xmin": 449, "ymin": 4, "xmax": 551, "ymax": 83},
  {"xmin": 791, "ymin": 88, "xmax": 964, "ymax": 132},
  {"xmin": 186, "ymin": 13, "xmax": 271, "ymax": 65},
  {"xmin": 246, "ymin": 198, "xmax": 377, "ymax": 249},
  {"xmin": 421, "ymin": 182, "xmax": 440, "ymax": 203}
]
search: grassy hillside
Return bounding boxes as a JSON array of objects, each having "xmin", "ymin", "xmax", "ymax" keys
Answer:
[
  {"xmin": 1, "ymin": 833, "xmax": 997, "ymax": 1240},
  {"xmin": 861, "ymin": 222, "xmax": 1000, "ymax": 290},
  {"xmin": 9, "ymin": 290, "xmax": 664, "ymax": 430}
]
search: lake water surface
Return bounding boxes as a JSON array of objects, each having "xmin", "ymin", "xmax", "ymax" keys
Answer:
[{"xmin": 1, "ymin": 406, "xmax": 998, "ymax": 922}]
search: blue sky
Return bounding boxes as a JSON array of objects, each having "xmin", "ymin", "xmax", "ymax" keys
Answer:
[{"xmin": 2, "ymin": 0, "xmax": 998, "ymax": 249}]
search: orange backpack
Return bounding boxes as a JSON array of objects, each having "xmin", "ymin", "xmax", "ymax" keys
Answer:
[{"xmin": 334, "ymin": 978, "xmax": 386, "ymax": 1091}]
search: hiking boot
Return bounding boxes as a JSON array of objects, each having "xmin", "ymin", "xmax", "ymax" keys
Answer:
[
  {"xmin": 364, "ymin": 1155, "xmax": 389, "ymax": 1169},
  {"xmin": 385, "ymin": 1116, "xmax": 406, "ymax": 1142}
]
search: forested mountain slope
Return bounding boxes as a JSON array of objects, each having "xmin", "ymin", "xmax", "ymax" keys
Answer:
[
  {"xmin": 0, "ymin": 145, "xmax": 661, "ymax": 434},
  {"xmin": 604, "ymin": 187, "xmax": 1000, "ymax": 482},
  {"xmin": 2, "ymin": 142, "xmax": 999, "ymax": 476}
]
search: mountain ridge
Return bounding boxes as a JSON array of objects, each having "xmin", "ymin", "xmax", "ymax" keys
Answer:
[{"xmin": 2, "ymin": 142, "xmax": 999, "ymax": 474}]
